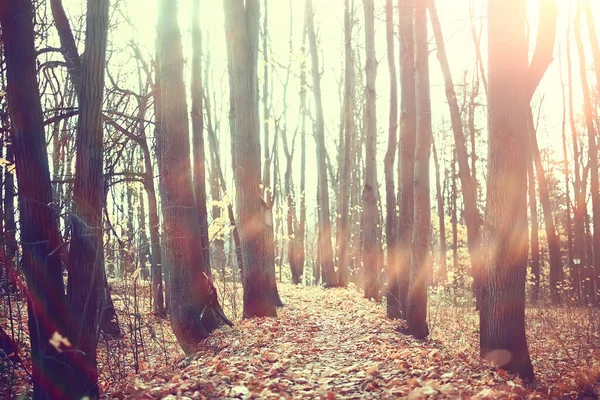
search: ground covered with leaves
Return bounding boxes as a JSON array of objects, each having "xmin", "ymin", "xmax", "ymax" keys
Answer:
[{"xmin": 105, "ymin": 285, "xmax": 600, "ymax": 399}]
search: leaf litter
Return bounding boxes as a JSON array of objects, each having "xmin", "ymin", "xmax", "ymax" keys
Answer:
[{"xmin": 106, "ymin": 284, "xmax": 599, "ymax": 399}]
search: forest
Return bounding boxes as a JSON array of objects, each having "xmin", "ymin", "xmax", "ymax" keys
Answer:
[{"xmin": 0, "ymin": 0, "xmax": 599, "ymax": 398}]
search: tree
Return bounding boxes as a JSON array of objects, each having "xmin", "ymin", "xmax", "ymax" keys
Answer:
[
  {"xmin": 337, "ymin": 0, "xmax": 355, "ymax": 287},
  {"xmin": 305, "ymin": 0, "xmax": 337, "ymax": 287},
  {"xmin": 362, "ymin": 0, "xmax": 382, "ymax": 300},
  {"xmin": 191, "ymin": 0, "xmax": 211, "ymax": 276},
  {"xmin": 392, "ymin": 0, "xmax": 417, "ymax": 319},
  {"xmin": 480, "ymin": 0, "xmax": 533, "ymax": 380},
  {"xmin": 0, "ymin": 1, "xmax": 69, "ymax": 397},
  {"xmin": 432, "ymin": 139, "xmax": 447, "ymax": 282},
  {"xmin": 156, "ymin": 0, "xmax": 231, "ymax": 352},
  {"xmin": 428, "ymin": 0, "xmax": 482, "ymax": 307},
  {"xmin": 407, "ymin": 0, "xmax": 431, "ymax": 339},
  {"xmin": 64, "ymin": 0, "xmax": 110, "ymax": 395},
  {"xmin": 527, "ymin": 153, "xmax": 541, "ymax": 303},
  {"xmin": 384, "ymin": 0, "xmax": 399, "ymax": 316},
  {"xmin": 224, "ymin": 0, "xmax": 281, "ymax": 316},
  {"xmin": 575, "ymin": 0, "xmax": 599, "ymax": 304}
]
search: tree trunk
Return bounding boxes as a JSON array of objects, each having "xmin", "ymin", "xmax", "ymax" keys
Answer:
[
  {"xmin": 575, "ymin": 1, "xmax": 600, "ymax": 305},
  {"xmin": 528, "ymin": 111, "xmax": 562, "ymax": 304},
  {"xmin": 527, "ymin": 153, "xmax": 540, "ymax": 303},
  {"xmin": 157, "ymin": 0, "xmax": 232, "ymax": 352},
  {"xmin": 428, "ymin": 0, "xmax": 482, "ymax": 307},
  {"xmin": 51, "ymin": 0, "xmax": 120, "ymax": 334},
  {"xmin": 362, "ymin": 0, "xmax": 382, "ymax": 301},
  {"xmin": 394, "ymin": 0, "xmax": 417, "ymax": 320},
  {"xmin": 305, "ymin": 0, "xmax": 337, "ymax": 287},
  {"xmin": 432, "ymin": 139, "xmax": 447, "ymax": 283},
  {"xmin": 338, "ymin": 0, "xmax": 355, "ymax": 287},
  {"xmin": 298, "ymin": 31, "xmax": 308, "ymax": 286},
  {"xmin": 0, "ymin": 1, "xmax": 69, "ymax": 397},
  {"xmin": 384, "ymin": 0, "xmax": 399, "ymax": 317},
  {"xmin": 480, "ymin": 0, "xmax": 534, "ymax": 380},
  {"xmin": 407, "ymin": 0, "xmax": 431, "ymax": 339},
  {"xmin": 224, "ymin": 0, "xmax": 280, "ymax": 316},
  {"xmin": 64, "ymin": 0, "xmax": 110, "ymax": 395},
  {"xmin": 191, "ymin": 0, "xmax": 211, "ymax": 276}
]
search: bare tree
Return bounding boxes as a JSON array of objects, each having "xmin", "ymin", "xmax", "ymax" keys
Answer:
[{"xmin": 305, "ymin": 0, "xmax": 337, "ymax": 287}]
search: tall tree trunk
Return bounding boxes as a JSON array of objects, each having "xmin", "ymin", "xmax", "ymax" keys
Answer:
[
  {"xmin": 362, "ymin": 0, "xmax": 381, "ymax": 300},
  {"xmin": 0, "ymin": 1, "xmax": 69, "ymax": 397},
  {"xmin": 65, "ymin": 0, "xmax": 110, "ymax": 395},
  {"xmin": 583, "ymin": 0, "xmax": 600, "ymax": 95},
  {"xmin": 567, "ymin": 4, "xmax": 585, "ymax": 303},
  {"xmin": 575, "ymin": 1, "xmax": 599, "ymax": 304},
  {"xmin": 157, "ymin": 0, "xmax": 232, "ymax": 352},
  {"xmin": 394, "ymin": 0, "xmax": 417, "ymax": 320},
  {"xmin": 407, "ymin": 0, "xmax": 431, "ymax": 339},
  {"xmin": 305, "ymin": 0, "xmax": 337, "ymax": 287},
  {"xmin": 528, "ymin": 111, "xmax": 562, "ymax": 304},
  {"xmin": 451, "ymin": 152, "xmax": 459, "ymax": 289},
  {"xmin": 432, "ymin": 139, "xmax": 447, "ymax": 283},
  {"xmin": 191, "ymin": 0, "xmax": 211, "ymax": 276},
  {"xmin": 298, "ymin": 31, "xmax": 308, "ymax": 285},
  {"xmin": 559, "ymin": 46, "xmax": 573, "ymax": 290},
  {"xmin": 480, "ymin": 0, "xmax": 534, "ymax": 380},
  {"xmin": 338, "ymin": 0, "xmax": 354, "ymax": 287},
  {"xmin": 428, "ymin": 0, "xmax": 481, "ymax": 307},
  {"xmin": 50, "ymin": 0, "xmax": 120, "ymax": 334},
  {"xmin": 527, "ymin": 153, "xmax": 540, "ymax": 303},
  {"xmin": 384, "ymin": 0, "xmax": 399, "ymax": 317},
  {"xmin": 224, "ymin": 0, "xmax": 280, "ymax": 316}
]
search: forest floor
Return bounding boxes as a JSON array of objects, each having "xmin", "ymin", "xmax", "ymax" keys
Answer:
[{"xmin": 105, "ymin": 285, "xmax": 600, "ymax": 399}]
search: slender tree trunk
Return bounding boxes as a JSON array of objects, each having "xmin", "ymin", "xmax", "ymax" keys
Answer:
[
  {"xmin": 298, "ymin": 31, "xmax": 308, "ymax": 285},
  {"xmin": 527, "ymin": 153, "xmax": 540, "ymax": 303},
  {"xmin": 157, "ymin": 0, "xmax": 232, "ymax": 352},
  {"xmin": 394, "ymin": 0, "xmax": 417, "ymax": 320},
  {"xmin": 428, "ymin": 0, "xmax": 482, "ymax": 307},
  {"xmin": 432, "ymin": 139, "xmax": 447, "ymax": 283},
  {"xmin": 480, "ymin": 0, "xmax": 534, "ymax": 380},
  {"xmin": 451, "ymin": 152, "xmax": 459, "ymax": 289},
  {"xmin": 192, "ymin": 0, "xmax": 211, "ymax": 275},
  {"xmin": 575, "ymin": 2, "xmax": 600, "ymax": 304},
  {"xmin": 384, "ymin": 0, "xmax": 399, "ymax": 317},
  {"xmin": 362, "ymin": 0, "xmax": 381, "ymax": 300},
  {"xmin": 337, "ymin": 0, "xmax": 354, "ymax": 287},
  {"xmin": 306, "ymin": 0, "xmax": 337, "ymax": 287},
  {"xmin": 0, "ymin": 1, "xmax": 69, "ymax": 397},
  {"xmin": 559, "ymin": 46, "xmax": 573, "ymax": 289},
  {"xmin": 528, "ymin": 111, "xmax": 562, "ymax": 304}
]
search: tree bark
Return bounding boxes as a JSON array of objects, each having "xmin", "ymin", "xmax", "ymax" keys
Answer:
[
  {"xmin": 362, "ymin": 0, "xmax": 382, "ymax": 301},
  {"xmin": 224, "ymin": 0, "xmax": 280, "ymax": 316},
  {"xmin": 394, "ymin": 0, "xmax": 417, "ymax": 320},
  {"xmin": 384, "ymin": 0, "xmax": 399, "ymax": 317},
  {"xmin": 305, "ymin": 0, "xmax": 337, "ymax": 287},
  {"xmin": 65, "ymin": 0, "xmax": 110, "ymax": 395},
  {"xmin": 191, "ymin": 0, "xmax": 211, "ymax": 276},
  {"xmin": 157, "ymin": 0, "xmax": 232, "ymax": 352},
  {"xmin": 407, "ymin": 0, "xmax": 431, "ymax": 339},
  {"xmin": 0, "ymin": 1, "xmax": 69, "ymax": 397},
  {"xmin": 480, "ymin": 0, "xmax": 534, "ymax": 380}
]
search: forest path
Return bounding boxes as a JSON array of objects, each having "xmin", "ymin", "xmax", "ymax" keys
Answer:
[{"xmin": 107, "ymin": 285, "xmax": 532, "ymax": 399}]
